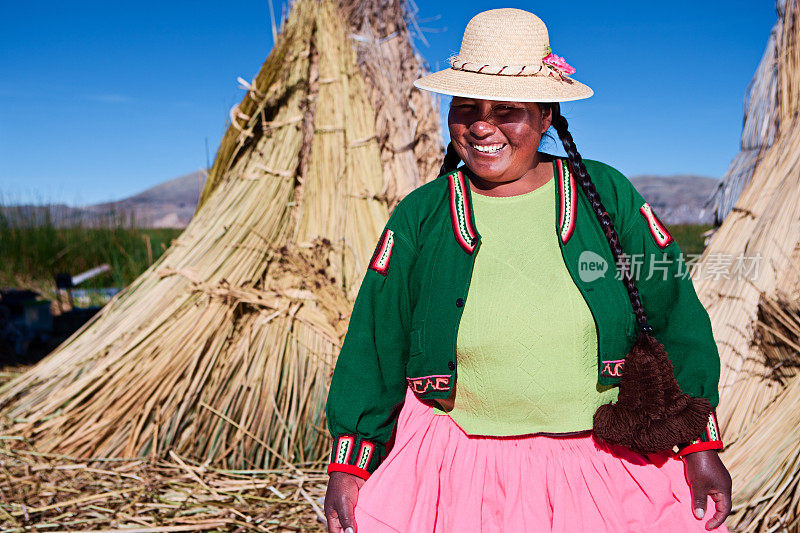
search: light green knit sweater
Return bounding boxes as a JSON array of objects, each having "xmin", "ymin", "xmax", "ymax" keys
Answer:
[{"xmin": 434, "ymin": 175, "xmax": 619, "ymax": 436}]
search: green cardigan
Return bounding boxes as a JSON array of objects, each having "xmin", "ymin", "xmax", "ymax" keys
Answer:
[{"xmin": 326, "ymin": 156, "xmax": 723, "ymax": 480}]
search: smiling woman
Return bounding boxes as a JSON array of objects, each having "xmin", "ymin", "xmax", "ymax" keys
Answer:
[{"xmin": 324, "ymin": 7, "xmax": 731, "ymax": 533}]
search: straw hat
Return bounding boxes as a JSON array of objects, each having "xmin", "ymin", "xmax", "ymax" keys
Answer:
[{"xmin": 414, "ymin": 8, "xmax": 593, "ymax": 103}]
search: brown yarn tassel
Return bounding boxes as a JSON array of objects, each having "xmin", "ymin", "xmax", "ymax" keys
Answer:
[{"xmin": 593, "ymin": 330, "xmax": 712, "ymax": 455}]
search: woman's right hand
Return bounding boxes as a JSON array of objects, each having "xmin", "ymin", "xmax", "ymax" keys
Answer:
[{"xmin": 324, "ymin": 471, "xmax": 366, "ymax": 532}]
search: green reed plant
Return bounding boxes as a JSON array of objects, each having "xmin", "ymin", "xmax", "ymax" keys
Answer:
[
  {"xmin": 0, "ymin": 201, "xmax": 181, "ymax": 291},
  {"xmin": 668, "ymin": 223, "xmax": 713, "ymax": 257}
]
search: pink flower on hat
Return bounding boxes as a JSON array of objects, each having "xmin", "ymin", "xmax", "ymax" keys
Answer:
[{"xmin": 543, "ymin": 52, "xmax": 576, "ymax": 76}]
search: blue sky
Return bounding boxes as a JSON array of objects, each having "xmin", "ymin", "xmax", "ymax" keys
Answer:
[{"xmin": 0, "ymin": 1, "xmax": 777, "ymax": 206}]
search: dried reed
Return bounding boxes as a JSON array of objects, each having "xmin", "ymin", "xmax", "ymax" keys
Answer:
[
  {"xmin": 695, "ymin": 0, "xmax": 800, "ymax": 444},
  {"xmin": 692, "ymin": 1, "xmax": 800, "ymax": 530},
  {"xmin": 0, "ymin": 441, "xmax": 327, "ymax": 532},
  {"xmin": 341, "ymin": 0, "xmax": 443, "ymax": 205},
  {"xmin": 723, "ymin": 291, "xmax": 800, "ymax": 532},
  {"xmin": 201, "ymin": 0, "xmax": 442, "ymax": 211}
]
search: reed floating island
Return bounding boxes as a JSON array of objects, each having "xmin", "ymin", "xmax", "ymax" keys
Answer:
[{"xmin": 6, "ymin": 0, "xmax": 800, "ymax": 531}]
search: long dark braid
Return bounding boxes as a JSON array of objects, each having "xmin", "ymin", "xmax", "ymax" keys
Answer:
[
  {"xmin": 549, "ymin": 105, "xmax": 712, "ymax": 453},
  {"xmin": 439, "ymin": 142, "xmax": 462, "ymax": 176},
  {"xmin": 548, "ymin": 104, "xmax": 651, "ymax": 334}
]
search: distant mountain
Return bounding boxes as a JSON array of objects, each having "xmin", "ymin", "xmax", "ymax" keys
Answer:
[
  {"xmin": 123, "ymin": 171, "xmax": 206, "ymax": 205},
  {"xmin": 628, "ymin": 175, "xmax": 719, "ymax": 225},
  {"xmin": 1, "ymin": 171, "xmax": 206, "ymax": 229},
  {"xmin": 86, "ymin": 171, "xmax": 206, "ymax": 228},
  {"xmin": 2, "ymin": 171, "xmax": 718, "ymax": 228}
]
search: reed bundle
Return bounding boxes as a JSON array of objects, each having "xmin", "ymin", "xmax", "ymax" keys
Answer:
[
  {"xmin": 200, "ymin": 0, "xmax": 441, "ymax": 211},
  {"xmin": 722, "ymin": 291, "xmax": 800, "ymax": 532},
  {"xmin": 691, "ymin": 0, "xmax": 800, "ymax": 530},
  {"xmin": 341, "ymin": 0, "xmax": 443, "ymax": 205},
  {"xmin": 694, "ymin": 0, "xmax": 800, "ymax": 444},
  {"xmin": 0, "ymin": 0, "xmax": 440, "ymax": 470},
  {"xmin": 0, "ymin": 442, "xmax": 327, "ymax": 532}
]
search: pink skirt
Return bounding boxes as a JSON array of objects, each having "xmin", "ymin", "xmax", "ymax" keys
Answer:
[{"xmin": 354, "ymin": 387, "xmax": 728, "ymax": 532}]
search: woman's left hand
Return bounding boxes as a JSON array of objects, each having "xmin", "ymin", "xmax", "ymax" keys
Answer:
[{"xmin": 683, "ymin": 449, "xmax": 732, "ymax": 530}]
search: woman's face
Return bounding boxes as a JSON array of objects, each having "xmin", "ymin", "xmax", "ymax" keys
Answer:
[{"xmin": 448, "ymin": 97, "xmax": 552, "ymax": 183}]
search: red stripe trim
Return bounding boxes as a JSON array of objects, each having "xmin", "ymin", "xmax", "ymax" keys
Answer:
[
  {"xmin": 448, "ymin": 175, "xmax": 470, "ymax": 251},
  {"xmin": 407, "ymin": 374, "xmax": 451, "ymax": 394},
  {"xmin": 677, "ymin": 440, "xmax": 723, "ymax": 456},
  {"xmin": 368, "ymin": 229, "xmax": 393, "ymax": 276},
  {"xmin": 601, "ymin": 359, "xmax": 625, "ymax": 378},
  {"xmin": 458, "ymin": 172, "xmax": 478, "ymax": 242},
  {"xmin": 447, "ymin": 172, "xmax": 477, "ymax": 253},
  {"xmin": 557, "ymin": 159, "xmax": 577, "ymax": 243},
  {"xmin": 565, "ymin": 165, "xmax": 576, "ymax": 243},
  {"xmin": 368, "ymin": 229, "xmax": 386, "ymax": 270},
  {"xmin": 639, "ymin": 203, "xmax": 674, "ymax": 248},
  {"xmin": 708, "ymin": 412, "xmax": 720, "ymax": 441},
  {"xmin": 327, "ymin": 463, "xmax": 371, "ymax": 480},
  {"xmin": 335, "ymin": 435, "xmax": 355, "ymax": 464},
  {"xmin": 557, "ymin": 159, "xmax": 566, "ymax": 234},
  {"xmin": 357, "ymin": 441, "xmax": 375, "ymax": 470},
  {"xmin": 652, "ymin": 213, "xmax": 672, "ymax": 244}
]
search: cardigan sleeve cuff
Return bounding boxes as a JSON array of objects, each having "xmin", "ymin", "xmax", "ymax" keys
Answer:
[
  {"xmin": 676, "ymin": 410, "xmax": 723, "ymax": 457},
  {"xmin": 677, "ymin": 440, "xmax": 724, "ymax": 456},
  {"xmin": 327, "ymin": 462, "xmax": 371, "ymax": 480},
  {"xmin": 328, "ymin": 434, "xmax": 384, "ymax": 478}
]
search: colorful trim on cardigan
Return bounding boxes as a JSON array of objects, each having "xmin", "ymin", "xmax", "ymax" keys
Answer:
[
  {"xmin": 328, "ymin": 435, "xmax": 379, "ymax": 480},
  {"xmin": 332, "ymin": 435, "xmax": 355, "ymax": 465},
  {"xmin": 369, "ymin": 228, "xmax": 395, "ymax": 276},
  {"xmin": 407, "ymin": 374, "xmax": 451, "ymax": 394},
  {"xmin": 356, "ymin": 441, "xmax": 375, "ymax": 470},
  {"xmin": 447, "ymin": 171, "xmax": 478, "ymax": 254},
  {"xmin": 639, "ymin": 202, "xmax": 674, "ymax": 249},
  {"xmin": 601, "ymin": 358, "xmax": 625, "ymax": 378},
  {"xmin": 677, "ymin": 411, "xmax": 724, "ymax": 456},
  {"xmin": 327, "ymin": 462, "xmax": 371, "ymax": 480},
  {"xmin": 557, "ymin": 159, "xmax": 577, "ymax": 244}
]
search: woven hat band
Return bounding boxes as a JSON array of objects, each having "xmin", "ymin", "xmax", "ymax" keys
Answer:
[{"xmin": 449, "ymin": 56, "xmax": 547, "ymax": 77}]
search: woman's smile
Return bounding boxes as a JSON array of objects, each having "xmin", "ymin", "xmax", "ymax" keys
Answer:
[{"xmin": 469, "ymin": 142, "xmax": 507, "ymax": 155}]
